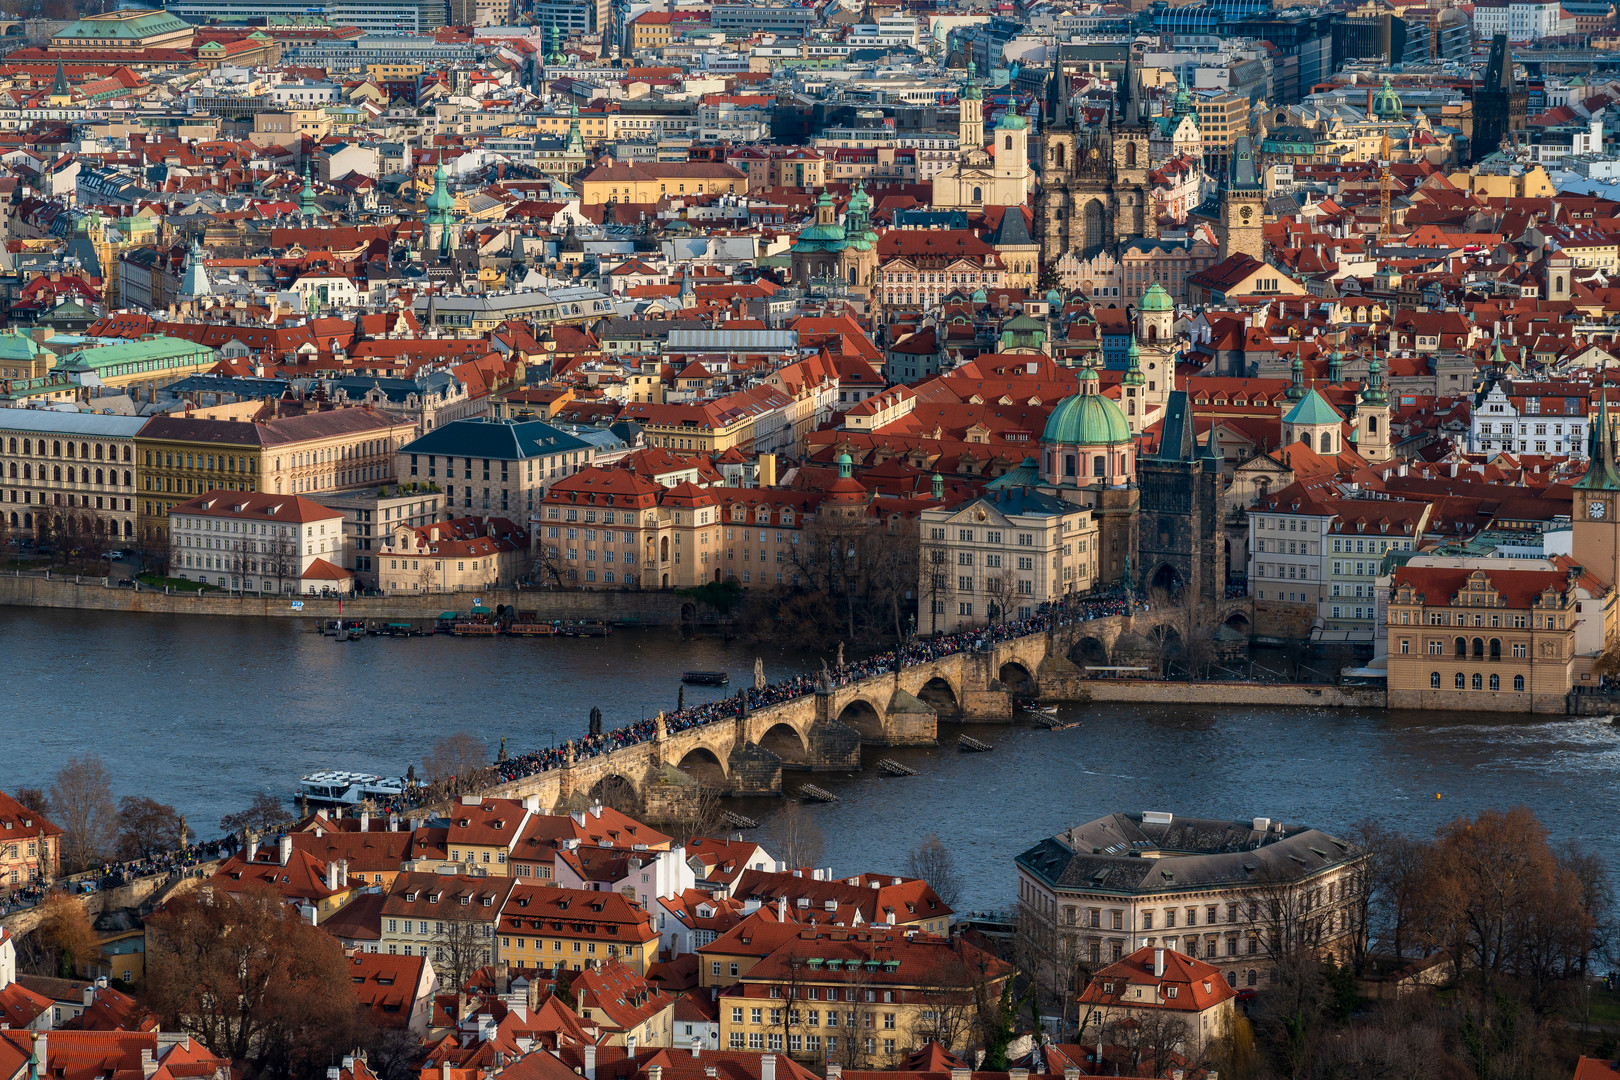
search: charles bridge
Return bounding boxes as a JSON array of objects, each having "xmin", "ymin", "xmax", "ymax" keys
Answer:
[{"xmin": 486, "ymin": 605, "xmax": 1262, "ymax": 811}]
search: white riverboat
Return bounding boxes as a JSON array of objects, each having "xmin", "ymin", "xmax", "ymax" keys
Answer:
[{"xmin": 297, "ymin": 771, "xmax": 406, "ymax": 806}]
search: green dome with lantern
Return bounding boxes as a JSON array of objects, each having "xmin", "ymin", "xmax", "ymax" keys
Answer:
[
  {"xmin": 1138, "ymin": 281, "xmax": 1172, "ymax": 312},
  {"xmin": 1370, "ymin": 76, "xmax": 1403, "ymax": 120},
  {"xmin": 792, "ymin": 191, "xmax": 847, "ymax": 252},
  {"xmin": 1042, "ymin": 367, "xmax": 1131, "ymax": 447}
]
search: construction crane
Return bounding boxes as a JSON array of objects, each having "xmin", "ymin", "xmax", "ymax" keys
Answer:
[
  {"xmin": 1378, "ymin": 132, "xmax": 1393, "ymax": 239},
  {"xmin": 1430, "ymin": 3, "xmax": 1442, "ymax": 61}
]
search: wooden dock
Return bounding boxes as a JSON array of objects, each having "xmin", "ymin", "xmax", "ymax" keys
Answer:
[
  {"xmin": 958, "ymin": 734, "xmax": 994, "ymax": 752},
  {"xmin": 876, "ymin": 758, "xmax": 917, "ymax": 776}
]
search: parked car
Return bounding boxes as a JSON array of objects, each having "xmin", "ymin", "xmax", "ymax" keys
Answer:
[
  {"xmin": 116, "ymin": 578, "xmax": 136, "ymax": 588},
  {"xmin": 102, "ymin": 549, "xmax": 128, "ymax": 559}
]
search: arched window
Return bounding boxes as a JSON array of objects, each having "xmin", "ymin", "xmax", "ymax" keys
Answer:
[
  {"xmin": 1368, "ymin": 416, "xmax": 1379, "ymax": 434},
  {"xmin": 1430, "ymin": 672, "xmax": 1441, "ymax": 688},
  {"xmin": 1125, "ymin": 142, "xmax": 1137, "ymax": 167},
  {"xmin": 1093, "ymin": 455, "xmax": 1106, "ymax": 477},
  {"xmin": 1320, "ymin": 432, "xmax": 1333, "ymax": 454},
  {"xmin": 1472, "ymin": 637, "xmax": 1484, "ymax": 658},
  {"xmin": 52, "ymin": 441, "xmax": 60, "ymax": 457},
  {"xmin": 972, "ymin": 186, "xmax": 982, "ymax": 202},
  {"xmin": 1471, "ymin": 673, "xmax": 1483, "ymax": 690},
  {"xmin": 1454, "ymin": 672, "xmax": 1466, "ymax": 689},
  {"xmin": 1514, "ymin": 674, "xmax": 1525, "ymax": 691},
  {"xmin": 1489, "ymin": 638, "xmax": 1501, "ymax": 659},
  {"xmin": 1556, "ymin": 276, "xmax": 1565, "ymax": 293},
  {"xmin": 1147, "ymin": 324, "xmax": 1157, "ymax": 342},
  {"xmin": 1053, "ymin": 144, "xmax": 1065, "ymax": 168},
  {"xmin": 51, "ymin": 466, "xmax": 60, "ymax": 482},
  {"xmin": 1454, "ymin": 637, "xmax": 1466, "ymax": 657},
  {"xmin": 1004, "ymin": 135, "xmax": 1013, "ymax": 151},
  {"xmin": 95, "ymin": 469, "xmax": 103, "ymax": 485},
  {"xmin": 1489, "ymin": 674, "xmax": 1500, "ymax": 690},
  {"xmin": 1064, "ymin": 454, "xmax": 1077, "ymax": 477}
]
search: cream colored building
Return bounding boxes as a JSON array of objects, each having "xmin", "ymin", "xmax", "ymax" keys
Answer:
[
  {"xmin": 1016, "ymin": 812, "xmax": 1367, "ymax": 992},
  {"xmin": 258, "ymin": 406, "xmax": 418, "ymax": 498},
  {"xmin": 918, "ymin": 485, "xmax": 1099, "ymax": 633},
  {"xmin": 930, "ymin": 71, "xmax": 1031, "ymax": 211}
]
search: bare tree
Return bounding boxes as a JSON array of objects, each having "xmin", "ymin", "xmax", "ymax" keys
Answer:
[
  {"xmin": 423, "ymin": 732, "xmax": 492, "ymax": 799},
  {"xmin": 1104, "ymin": 1005, "xmax": 1194, "ymax": 1079},
  {"xmin": 532, "ymin": 539, "xmax": 568, "ymax": 589},
  {"xmin": 983, "ymin": 560, "xmax": 1018, "ymax": 624},
  {"xmin": 772, "ymin": 799, "xmax": 823, "ymax": 871},
  {"xmin": 430, "ymin": 916, "xmax": 493, "ymax": 994},
  {"xmin": 664, "ymin": 784, "xmax": 724, "ymax": 847},
  {"xmin": 918, "ymin": 539, "xmax": 950, "ymax": 636},
  {"xmin": 116, "ymin": 795, "xmax": 182, "ymax": 860},
  {"xmin": 864, "ymin": 526, "xmax": 919, "ymax": 650},
  {"xmin": 220, "ymin": 792, "xmax": 291, "ymax": 837},
  {"xmin": 13, "ymin": 788, "xmax": 49, "ymax": 816},
  {"xmin": 267, "ymin": 528, "xmax": 299, "ymax": 594},
  {"xmin": 904, "ymin": 833, "xmax": 962, "ymax": 911},
  {"xmin": 1014, "ymin": 910, "xmax": 1083, "ymax": 1039},
  {"xmin": 49, "ymin": 753, "xmax": 119, "ymax": 873}
]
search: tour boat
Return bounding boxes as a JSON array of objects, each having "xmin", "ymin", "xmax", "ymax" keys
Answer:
[
  {"xmin": 1022, "ymin": 704, "xmax": 1058, "ymax": 715},
  {"xmin": 297, "ymin": 771, "xmax": 406, "ymax": 806},
  {"xmin": 682, "ymin": 671, "xmax": 730, "ymax": 686},
  {"xmin": 507, "ymin": 621, "xmax": 560, "ymax": 636}
]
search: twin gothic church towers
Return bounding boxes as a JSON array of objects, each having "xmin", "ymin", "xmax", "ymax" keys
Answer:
[{"xmin": 1034, "ymin": 49, "xmax": 1155, "ymax": 262}]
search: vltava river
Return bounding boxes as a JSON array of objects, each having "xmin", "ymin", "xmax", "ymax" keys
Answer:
[{"xmin": 8, "ymin": 609, "xmax": 1615, "ymax": 911}]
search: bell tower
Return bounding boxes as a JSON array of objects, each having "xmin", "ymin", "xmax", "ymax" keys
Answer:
[
  {"xmin": 1218, "ymin": 136, "xmax": 1265, "ymax": 261},
  {"xmin": 1574, "ymin": 384, "xmax": 1620, "ymax": 590}
]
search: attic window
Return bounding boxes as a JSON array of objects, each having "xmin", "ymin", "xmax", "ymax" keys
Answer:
[{"xmin": 460, "ymin": 896, "xmax": 471, "ymax": 906}]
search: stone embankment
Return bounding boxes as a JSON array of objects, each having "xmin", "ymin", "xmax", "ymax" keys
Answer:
[
  {"xmin": 0, "ymin": 860, "xmax": 222, "ymax": 937},
  {"xmin": 0, "ymin": 572, "xmax": 705, "ymax": 624}
]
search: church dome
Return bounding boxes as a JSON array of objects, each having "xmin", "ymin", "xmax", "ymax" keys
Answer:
[
  {"xmin": 1046, "ymin": 287, "xmax": 1063, "ymax": 308},
  {"xmin": 1043, "ymin": 386, "xmax": 1131, "ymax": 447},
  {"xmin": 1138, "ymin": 281, "xmax": 1172, "ymax": 312},
  {"xmin": 971, "ymin": 286, "xmax": 988, "ymax": 303},
  {"xmin": 425, "ymin": 165, "xmax": 454, "ymax": 213},
  {"xmin": 996, "ymin": 108, "xmax": 1026, "ymax": 130},
  {"xmin": 1370, "ymin": 77, "xmax": 1403, "ymax": 120}
]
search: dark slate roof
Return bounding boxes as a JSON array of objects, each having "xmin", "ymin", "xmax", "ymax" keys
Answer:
[
  {"xmin": 1015, "ymin": 812, "xmax": 1361, "ymax": 897},
  {"xmin": 988, "ymin": 206, "xmax": 1033, "ymax": 248},
  {"xmin": 399, "ymin": 417, "xmax": 595, "ymax": 460}
]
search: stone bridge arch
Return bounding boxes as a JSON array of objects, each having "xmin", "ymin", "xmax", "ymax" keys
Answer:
[
  {"xmin": 674, "ymin": 746, "xmax": 728, "ymax": 785},
  {"xmin": 835, "ymin": 696, "xmax": 886, "ymax": 742},
  {"xmin": 914, "ymin": 675, "xmax": 960, "ymax": 716},
  {"xmin": 997, "ymin": 660, "xmax": 1036, "ymax": 695},
  {"xmin": 759, "ymin": 722, "xmax": 810, "ymax": 767}
]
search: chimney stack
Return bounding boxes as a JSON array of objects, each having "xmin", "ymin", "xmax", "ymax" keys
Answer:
[
  {"xmin": 585, "ymin": 1045, "xmax": 597, "ymax": 1080},
  {"xmin": 1153, "ymin": 947, "xmax": 1165, "ymax": 978},
  {"xmin": 279, "ymin": 834, "xmax": 292, "ymax": 866},
  {"xmin": 761, "ymin": 1056, "xmax": 776, "ymax": 1080}
]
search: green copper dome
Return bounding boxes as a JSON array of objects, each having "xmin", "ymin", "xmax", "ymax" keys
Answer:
[
  {"xmin": 1043, "ymin": 371, "xmax": 1131, "ymax": 448},
  {"xmin": 1370, "ymin": 76, "xmax": 1402, "ymax": 120},
  {"xmin": 425, "ymin": 164, "xmax": 454, "ymax": 214},
  {"xmin": 996, "ymin": 108, "xmax": 1026, "ymax": 130},
  {"xmin": 971, "ymin": 286, "xmax": 987, "ymax": 303},
  {"xmin": 1046, "ymin": 287, "xmax": 1063, "ymax": 308},
  {"xmin": 1138, "ymin": 281, "xmax": 1172, "ymax": 312}
]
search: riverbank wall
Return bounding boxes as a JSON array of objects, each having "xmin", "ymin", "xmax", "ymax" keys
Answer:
[
  {"xmin": 0, "ymin": 860, "xmax": 222, "ymax": 937},
  {"xmin": 1044, "ymin": 676, "xmax": 1387, "ymax": 709},
  {"xmin": 0, "ymin": 573, "xmax": 713, "ymax": 625}
]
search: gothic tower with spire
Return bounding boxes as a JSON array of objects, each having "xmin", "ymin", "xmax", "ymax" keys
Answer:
[{"xmin": 1573, "ymin": 377, "xmax": 1620, "ymax": 589}]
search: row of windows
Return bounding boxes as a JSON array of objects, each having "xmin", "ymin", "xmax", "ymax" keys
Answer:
[
  {"xmin": 4, "ymin": 439, "xmax": 130, "ymax": 461},
  {"xmin": 1429, "ymin": 671, "xmax": 1525, "ymax": 691}
]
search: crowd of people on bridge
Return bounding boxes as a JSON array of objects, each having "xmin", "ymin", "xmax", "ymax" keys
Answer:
[
  {"xmin": 0, "ymin": 838, "xmax": 233, "ymax": 915},
  {"xmin": 47, "ymin": 590, "xmax": 1145, "ymax": 891}
]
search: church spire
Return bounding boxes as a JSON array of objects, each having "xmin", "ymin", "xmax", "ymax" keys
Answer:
[
  {"xmin": 1577, "ymin": 369, "xmax": 1620, "ymax": 489},
  {"xmin": 1286, "ymin": 354, "xmax": 1306, "ymax": 401}
]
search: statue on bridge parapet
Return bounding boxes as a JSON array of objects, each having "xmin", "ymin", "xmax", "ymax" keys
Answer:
[
  {"xmin": 655, "ymin": 712, "xmax": 667, "ymax": 740},
  {"xmin": 589, "ymin": 707, "xmax": 602, "ymax": 737},
  {"xmin": 836, "ymin": 642, "xmax": 845, "ymax": 670},
  {"xmin": 497, "ymin": 737, "xmax": 508, "ymax": 764},
  {"xmin": 563, "ymin": 739, "xmax": 575, "ymax": 766},
  {"xmin": 754, "ymin": 657, "xmax": 765, "ymax": 690},
  {"xmin": 178, "ymin": 815, "xmax": 188, "ymax": 851},
  {"xmin": 818, "ymin": 659, "xmax": 832, "ymax": 693}
]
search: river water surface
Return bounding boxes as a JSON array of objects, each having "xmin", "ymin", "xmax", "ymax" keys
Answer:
[{"xmin": 9, "ymin": 609, "xmax": 1617, "ymax": 911}]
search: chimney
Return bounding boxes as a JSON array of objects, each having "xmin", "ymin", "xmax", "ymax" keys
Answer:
[
  {"xmin": 360, "ymin": 810, "xmax": 370, "ymax": 831},
  {"xmin": 649, "ymin": 1068, "xmax": 663, "ymax": 1080},
  {"xmin": 827, "ymin": 1068, "xmax": 842, "ymax": 1080},
  {"xmin": 585, "ymin": 1045, "xmax": 597, "ymax": 1080},
  {"xmin": 690, "ymin": 1040, "xmax": 702, "ymax": 1058},
  {"xmin": 141, "ymin": 1050, "xmax": 159, "ymax": 1080},
  {"xmin": 83, "ymin": 984, "xmax": 95, "ymax": 1007},
  {"xmin": 326, "ymin": 861, "xmax": 339, "ymax": 890},
  {"xmin": 761, "ymin": 1056, "xmax": 776, "ymax": 1080},
  {"xmin": 279, "ymin": 834, "xmax": 292, "ymax": 866},
  {"xmin": 627, "ymin": 1036, "xmax": 637, "ymax": 1060},
  {"xmin": 440, "ymin": 1062, "xmax": 450, "ymax": 1080},
  {"xmin": 1154, "ymin": 948, "xmax": 1165, "ymax": 978}
]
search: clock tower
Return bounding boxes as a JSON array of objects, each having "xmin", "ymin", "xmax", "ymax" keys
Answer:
[{"xmin": 1573, "ymin": 390, "xmax": 1620, "ymax": 589}]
